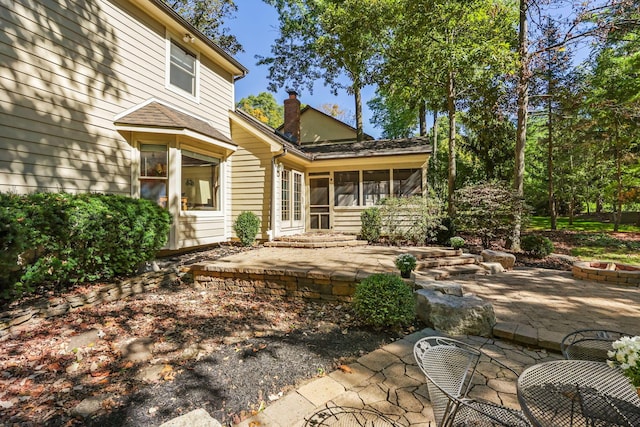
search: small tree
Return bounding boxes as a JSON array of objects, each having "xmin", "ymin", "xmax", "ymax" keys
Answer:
[{"xmin": 454, "ymin": 182, "xmax": 527, "ymax": 248}]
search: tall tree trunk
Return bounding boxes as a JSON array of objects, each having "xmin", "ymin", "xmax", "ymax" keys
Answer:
[
  {"xmin": 569, "ymin": 154, "xmax": 575, "ymax": 225},
  {"xmin": 548, "ymin": 90, "xmax": 557, "ymax": 230},
  {"xmin": 512, "ymin": 0, "xmax": 529, "ymax": 251},
  {"xmin": 432, "ymin": 111, "xmax": 438, "ymax": 190},
  {"xmin": 447, "ymin": 71, "xmax": 457, "ymax": 217},
  {"xmin": 354, "ymin": 84, "xmax": 364, "ymax": 142},
  {"xmin": 614, "ymin": 126, "xmax": 622, "ymax": 232},
  {"xmin": 419, "ymin": 101, "xmax": 427, "ymax": 136}
]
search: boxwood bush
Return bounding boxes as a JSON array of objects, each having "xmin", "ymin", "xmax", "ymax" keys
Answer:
[
  {"xmin": 353, "ymin": 273, "xmax": 416, "ymax": 329},
  {"xmin": 521, "ymin": 234, "xmax": 554, "ymax": 258},
  {"xmin": 360, "ymin": 207, "xmax": 381, "ymax": 243},
  {"xmin": 233, "ymin": 211, "xmax": 260, "ymax": 246},
  {"xmin": 0, "ymin": 192, "xmax": 171, "ymax": 300}
]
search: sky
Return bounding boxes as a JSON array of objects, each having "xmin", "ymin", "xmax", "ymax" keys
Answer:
[{"xmin": 226, "ymin": 1, "xmax": 381, "ymax": 137}]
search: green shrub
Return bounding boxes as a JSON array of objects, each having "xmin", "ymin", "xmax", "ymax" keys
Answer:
[
  {"xmin": 0, "ymin": 192, "xmax": 171, "ymax": 300},
  {"xmin": 521, "ymin": 234, "xmax": 554, "ymax": 258},
  {"xmin": 436, "ymin": 216, "xmax": 457, "ymax": 245},
  {"xmin": 454, "ymin": 182, "xmax": 528, "ymax": 248},
  {"xmin": 449, "ymin": 236, "xmax": 465, "ymax": 249},
  {"xmin": 234, "ymin": 211, "xmax": 260, "ymax": 246},
  {"xmin": 360, "ymin": 207, "xmax": 381, "ymax": 243},
  {"xmin": 379, "ymin": 195, "xmax": 444, "ymax": 245},
  {"xmin": 353, "ymin": 273, "xmax": 416, "ymax": 329}
]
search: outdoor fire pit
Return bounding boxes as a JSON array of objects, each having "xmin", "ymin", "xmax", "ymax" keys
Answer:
[{"xmin": 572, "ymin": 261, "xmax": 640, "ymax": 286}]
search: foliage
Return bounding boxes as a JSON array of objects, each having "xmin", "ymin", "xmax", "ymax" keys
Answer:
[
  {"xmin": 394, "ymin": 253, "xmax": 417, "ymax": 275},
  {"xmin": 233, "ymin": 211, "xmax": 261, "ymax": 246},
  {"xmin": 236, "ymin": 92, "xmax": 284, "ymax": 128},
  {"xmin": 454, "ymin": 182, "xmax": 527, "ymax": 248},
  {"xmin": 449, "ymin": 236, "xmax": 465, "ymax": 250},
  {"xmin": 520, "ymin": 234, "xmax": 554, "ymax": 258},
  {"xmin": 436, "ymin": 216, "xmax": 457, "ymax": 246},
  {"xmin": 367, "ymin": 89, "xmax": 419, "ymax": 139},
  {"xmin": 353, "ymin": 273, "xmax": 416, "ymax": 329},
  {"xmin": 360, "ymin": 207, "xmax": 381, "ymax": 243},
  {"xmin": 527, "ymin": 217, "xmax": 640, "ymax": 233},
  {"xmin": 0, "ymin": 193, "xmax": 171, "ymax": 300},
  {"xmin": 259, "ymin": 0, "xmax": 390, "ymax": 141},
  {"xmin": 318, "ymin": 103, "xmax": 354, "ymax": 126},
  {"xmin": 607, "ymin": 336, "xmax": 640, "ymax": 387},
  {"xmin": 379, "ymin": 196, "xmax": 445, "ymax": 245},
  {"xmin": 164, "ymin": 0, "xmax": 242, "ymax": 54}
]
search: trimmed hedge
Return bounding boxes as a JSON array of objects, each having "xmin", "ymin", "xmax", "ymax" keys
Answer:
[{"xmin": 0, "ymin": 192, "xmax": 171, "ymax": 300}]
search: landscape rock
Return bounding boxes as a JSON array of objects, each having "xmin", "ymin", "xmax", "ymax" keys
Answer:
[
  {"xmin": 71, "ymin": 394, "xmax": 112, "ymax": 418},
  {"xmin": 481, "ymin": 250, "xmax": 516, "ymax": 270},
  {"xmin": 480, "ymin": 262, "xmax": 505, "ymax": 274},
  {"xmin": 415, "ymin": 289, "xmax": 496, "ymax": 336},
  {"xmin": 414, "ymin": 280, "xmax": 464, "ymax": 297},
  {"xmin": 159, "ymin": 408, "xmax": 221, "ymax": 427},
  {"xmin": 67, "ymin": 329, "xmax": 101, "ymax": 353},
  {"xmin": 120, "ymin": 337, "xmax": 154, "ymax": 362}
]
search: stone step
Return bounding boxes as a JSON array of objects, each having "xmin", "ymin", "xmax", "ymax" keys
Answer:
[
  {"xmin": 275, "ymin": 233, "xmax": 359, "ymax": 243},
  {"xmin": 263, "ymin": 239, "xmax": 368, "ymax": 248},
  {"xmin": 416, "ymin": 254, "xmax": 478, "ymax": 269},
  {"xmin": 414, "ymin": 264, "xmax": 487, "ymax": 280}
]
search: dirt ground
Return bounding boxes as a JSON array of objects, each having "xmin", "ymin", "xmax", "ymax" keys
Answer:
[{"xmin": 0, "ymin": 245, "xmax": 419, "ymax": 427}]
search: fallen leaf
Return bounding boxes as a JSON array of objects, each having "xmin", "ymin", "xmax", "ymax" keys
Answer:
[
  {"xmin": 90, "ymin": 371, "xmax": 110, "ymax": 378},
  {"xmin": 249, "ymin": 422, "xmax": 261, "ymax": 427},
  {"xmin": 338, "ymin": 365, "xmax": 353, "ymax": 374}
]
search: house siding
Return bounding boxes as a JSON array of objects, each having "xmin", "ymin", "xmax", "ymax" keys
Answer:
[
  {"xmin": 300, "ymin": 109, "xmax": 358, "ymax": 143},
  {"xmin": 228, "ymin": 124, "xmax": 273, "ymax": 240},
  {"xmin": 1, "ymin": 0, "xmax": 234, "ymax": 196}
]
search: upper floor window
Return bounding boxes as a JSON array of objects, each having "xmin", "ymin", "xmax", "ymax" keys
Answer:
[{"xmin": 168, "ymin": 39, "xmax": 198, "ymax": 98}]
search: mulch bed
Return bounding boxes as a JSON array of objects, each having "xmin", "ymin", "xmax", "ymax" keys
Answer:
[{"xmin": 0, "ymin": 244, "xmax": 420, "ymax": 427}]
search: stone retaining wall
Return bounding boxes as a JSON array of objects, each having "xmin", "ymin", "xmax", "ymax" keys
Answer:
[
  {"xmin": 191, "ymin": 265, "xmax": 367, "ymax": 302},
  {"xmin": 0, "ymin": 272, "xmax": 178, "ymax": 340},
  {"xmin": 572, "ymin": 261, "xmax": 640, "ymax": 286}
]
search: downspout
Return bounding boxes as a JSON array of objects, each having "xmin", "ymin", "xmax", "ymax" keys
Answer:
[{"xmin": 268, "ymin": 149, "xmax": 288, "ymax": 241}]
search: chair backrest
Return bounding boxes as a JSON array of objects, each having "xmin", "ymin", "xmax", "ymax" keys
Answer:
[
  {"xmin": 561, "ymin": 329, "xmax": 628, "ymax": 362},
  {"xmin": 414, "ymin": 337, "xmax": 481, "ymax": 426}
]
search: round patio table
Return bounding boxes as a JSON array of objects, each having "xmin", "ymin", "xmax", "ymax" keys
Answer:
[
  {"xmin": 304, "ymin": 405, "xmax": 399, "ymax": 426},
  {"xmin": 517, "ymin": 360, "xmax": 640, "ymax": 427}
]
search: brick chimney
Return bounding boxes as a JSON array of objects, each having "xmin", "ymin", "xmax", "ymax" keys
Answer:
[{"xmin": 282, "ymin": 90, "xmax": 301, "ymax": 144}]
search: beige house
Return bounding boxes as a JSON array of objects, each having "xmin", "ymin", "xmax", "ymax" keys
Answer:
[
  {"xmin": 2, "ymin": 0, "xmax": 431, "ymax": 249},
  {"xmin": 231, "ymin": 92, "xmax": 432, "ymax": 240},
  {"xmin": 2, "ymin": 0, "xmax": 247, "ymax": 249}
]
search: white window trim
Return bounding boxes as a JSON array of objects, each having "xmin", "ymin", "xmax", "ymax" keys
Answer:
[
  {"xmin": 178, "ymin": 145, "xmax": 226, "ymax": 217},
  {"xmin": 165, "ymin": 31, "xmax": 201, "ymax": 103}
]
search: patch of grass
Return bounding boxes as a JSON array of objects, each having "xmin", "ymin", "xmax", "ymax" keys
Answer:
[
  {"xmin": 528, "ymin": 216, "xmax": 640, "ymax": 232},
  {"xmin": 571, "ymin": 247, "xmax": 640, "ymax": 265}
]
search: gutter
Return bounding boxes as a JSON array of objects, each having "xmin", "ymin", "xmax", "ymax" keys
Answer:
[{"xmin": 268, "ymin": 149, "xmax": 288, "ymax": 241}]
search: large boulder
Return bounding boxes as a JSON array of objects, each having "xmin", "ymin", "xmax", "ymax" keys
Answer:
[
  {"xmin": 414, "ymin": 280, "xmax": 464, "ymax": 297},
  {"xmin": 415, "ymin": 289, "xmax": 496, "ymax": 337},
  {"xmin": 481, "ymin": 250, "xmax": 515, "ymax": 270}
]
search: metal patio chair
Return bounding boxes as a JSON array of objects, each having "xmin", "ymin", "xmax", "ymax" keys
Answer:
[
  {"xmin": 560, "ymin": 329, "xmax": 629, "ymax": 362},
  {"xmin": 414, "ymin": 336, "xmax": 532, "ymax": 427}
]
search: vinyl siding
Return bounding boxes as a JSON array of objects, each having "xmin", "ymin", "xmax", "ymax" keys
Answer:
[
  {"xmin": 333, "ymin": 207, "xmax": 365, "ymax": 235},
  {"xmin": 1, "ymin": 0, "xmax": 234, "ymax": 195},
  {"xmin": 229, "ymin": 124, "xmax": 273, "ymax": 239}
]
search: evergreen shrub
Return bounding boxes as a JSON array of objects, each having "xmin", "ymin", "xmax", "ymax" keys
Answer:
[
  {"xmin": 0, "ymin": 192, "xmax": 171, "ymax": 300},
  {"xmin": 353, "ymin": 273, "xmax": 416, "ymax": 329},
  {"xmin": 521, "ymin": 234, "xmax": 554, "ymax": 258},
  {"xmin": 234, "ymin": 211, "xmax": 260, "ymax": 246}
]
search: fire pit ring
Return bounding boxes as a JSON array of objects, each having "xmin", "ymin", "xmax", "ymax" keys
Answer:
[{"xmin": 572, "ymin": 261, "xmax": 640, "ymax": 286}]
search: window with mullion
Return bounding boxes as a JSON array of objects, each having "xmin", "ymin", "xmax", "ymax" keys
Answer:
[{"xmin": 169, "ymin": 40, "xmax": 196, "ymax": 96}]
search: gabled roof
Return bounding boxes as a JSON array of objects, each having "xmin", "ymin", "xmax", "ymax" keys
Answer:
[
  {"xmin": 302, "ymin": 136, "xmax": 432, "ymax": 160},
  {"xmin": 231, "ymin": 109, "xmax": 311, "ymax": 160},
  {"xmin": 276, "ymin": 105, "xmax": 375, "ymax": 143},
  {"xmin": 115, "ymin": 100, "xmax": 236, "ymax": 150},
  {"xmin": 236, "ymin": 108, "xmax": 431, "ymax": 160}
]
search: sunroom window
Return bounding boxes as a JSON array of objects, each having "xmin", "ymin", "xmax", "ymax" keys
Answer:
[
  {"xmin": 363, "ymin": 170, "xmax": 389, "ymax": 206},
  {"xmin": 181, "ymin": 150, "xmax": 220, "ymax": 211},
  {"xmin": 393, "ymin": 169, "xmax": 422, "ymax": 197},
  {"xmin": 335, "ymin": 171, "xmax": 359, "ymax": 206},
  {"xmin": 140, "ymin": 144, "xmax": 168, "ymax": 207},
  {"xmin": 169, "ymin": 39, "xmax": 197, "ymax": 96}
]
